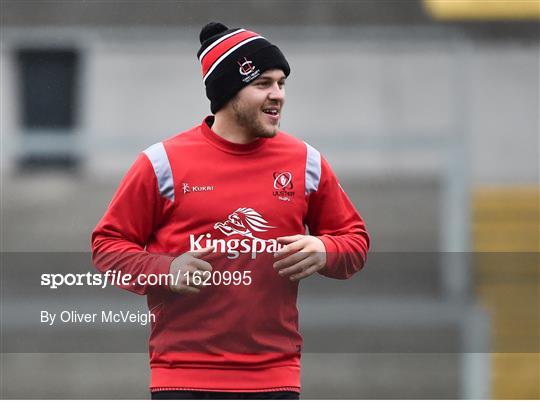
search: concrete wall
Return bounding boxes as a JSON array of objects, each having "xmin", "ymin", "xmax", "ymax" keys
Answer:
[{"xmin": 1, "ymin": 27, "xmax": 538, "ymax": 185}]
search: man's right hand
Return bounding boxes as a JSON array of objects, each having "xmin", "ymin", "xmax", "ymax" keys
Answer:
[{"xmin": 168, "ymin": 246, "xmax": 214, "ymax": 294}]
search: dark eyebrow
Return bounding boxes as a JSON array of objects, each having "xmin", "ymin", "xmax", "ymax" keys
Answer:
[{"xmin": 255, "ymin": 75, "xmax": 287, "ymax": 83}]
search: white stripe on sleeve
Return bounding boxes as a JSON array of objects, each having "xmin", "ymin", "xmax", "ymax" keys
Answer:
[
  {"xmin": 304, "ymin": 142, "xmax": 321, "ymax": 195},
  {"xmin": 143, "ymin": 142, "xmax": 175, "ymax": 202}
]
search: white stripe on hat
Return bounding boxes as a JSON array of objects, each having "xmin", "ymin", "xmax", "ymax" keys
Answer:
[
  {"xmin": 202, "ymin": 35, "xmax": 264, "ymax": 83},
  {"xmin": 198, "ymin": 28, "xmax": 245, "ymax": 62}
]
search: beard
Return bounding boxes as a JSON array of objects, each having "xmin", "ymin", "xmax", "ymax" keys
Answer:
[{"xmin": 231, "ymin": 97, "xmax": 280, "ymax": 138}]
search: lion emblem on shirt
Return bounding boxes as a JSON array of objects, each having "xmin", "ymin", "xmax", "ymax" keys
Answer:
[{"xmin": 214, "ymin": 208, "xmax": 275, "ymax": 238}]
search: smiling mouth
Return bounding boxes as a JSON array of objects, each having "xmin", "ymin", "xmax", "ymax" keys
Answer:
[{"xmin": 262, "ymin": 108, "xmax": 280, "ymax": 116}]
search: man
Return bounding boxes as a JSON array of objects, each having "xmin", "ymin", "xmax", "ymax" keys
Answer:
[{"xmin": 92, "ymin": 22, "xmax": 370, "ymax": 400}]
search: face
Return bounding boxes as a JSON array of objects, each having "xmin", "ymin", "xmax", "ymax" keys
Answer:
[{"xmin": 229, "ymin": 69, "xmax": 286, "ymax": 138}]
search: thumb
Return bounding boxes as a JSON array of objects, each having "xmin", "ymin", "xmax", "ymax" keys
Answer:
[
  {"xmin": 188, "ymin": 246, "xmax": 215, "ymax": 258},
  {"xmin": 276, "ymin": 235, "xmax": 304, "ymax": 244}
]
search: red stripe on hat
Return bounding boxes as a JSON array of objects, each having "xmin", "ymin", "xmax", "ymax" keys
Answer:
[{"xmin": 201, "ymin": 30, "xmax": 259, "ymax": 77}]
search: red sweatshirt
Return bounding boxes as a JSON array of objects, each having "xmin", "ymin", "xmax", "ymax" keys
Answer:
[{"xmin": 91, "ymin": 116, "xmax": 369, "ymax": 393}]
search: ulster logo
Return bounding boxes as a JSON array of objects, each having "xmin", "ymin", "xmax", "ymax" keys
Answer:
[
  {"xmin": 273, "ymin": 172, "xmax": 293, "ymax": 190},
  {"xmin": 273, "ymin": 171, "xmax": 295, "ymax": 202}
]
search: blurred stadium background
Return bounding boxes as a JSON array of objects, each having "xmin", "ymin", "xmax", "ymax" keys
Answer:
[{"xmin": 1, "ymin": 0, "xmax": 538, "ymax": 399}]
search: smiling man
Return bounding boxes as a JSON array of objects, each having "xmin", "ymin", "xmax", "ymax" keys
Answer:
[{"xmin": 92, "ymin": 22, "xmax": 370, "ymax": 400}]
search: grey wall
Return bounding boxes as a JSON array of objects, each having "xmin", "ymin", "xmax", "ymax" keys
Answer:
[{"xmin": 1, "ymin": 27, "xmax": 538, "ymax": 185}]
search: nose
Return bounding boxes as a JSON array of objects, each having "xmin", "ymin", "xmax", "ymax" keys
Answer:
[{"xmin": 268, "ymin": 82, "xmax": 285, "ymax": 102}]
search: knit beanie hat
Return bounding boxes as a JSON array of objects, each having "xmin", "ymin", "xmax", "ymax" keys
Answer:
[{"xmin": 197, "ymin": 22, "xmax": 290, "ymax": 114}]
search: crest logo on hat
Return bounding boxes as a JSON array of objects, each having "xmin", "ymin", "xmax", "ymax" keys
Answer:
[{"xmin": 238, "ymin": 57, "xmax": 256, "ymax": 76}]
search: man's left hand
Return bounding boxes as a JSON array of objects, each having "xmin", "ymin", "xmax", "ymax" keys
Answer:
[{"xmin": 273, "ymin": 235, "xmax": 327, "ymax": 281}]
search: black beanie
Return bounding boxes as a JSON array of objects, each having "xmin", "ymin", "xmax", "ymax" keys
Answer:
[{"xmin": 197, "ymin": 22, "xmax": 290, "ymax": 114}]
